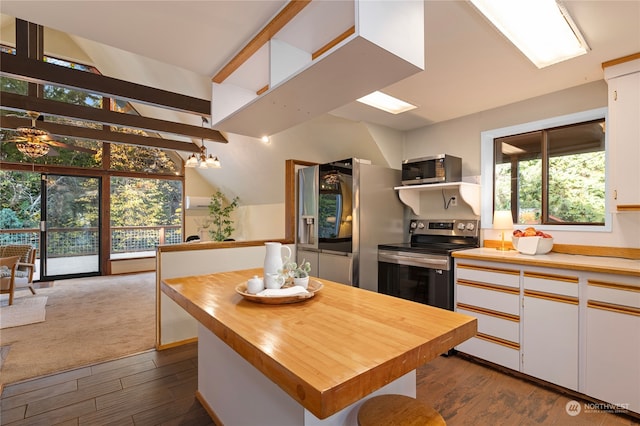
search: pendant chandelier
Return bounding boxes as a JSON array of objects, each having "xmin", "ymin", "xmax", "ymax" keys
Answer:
[
  {"xmin": 185, "ymin": 117, "xmax": 221, "ymax": 169},
  {"xmin": 16, "ymin": 140, "xmax": 50, "ymax": 158},
  {"xmin": 12, "ymin": 112, "xmax": 51, "ymax": 158}
]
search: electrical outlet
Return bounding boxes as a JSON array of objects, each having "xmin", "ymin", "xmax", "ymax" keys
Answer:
[{"xmin": 450, "ymin": 196, "xmax": 457, "ymax": 207}]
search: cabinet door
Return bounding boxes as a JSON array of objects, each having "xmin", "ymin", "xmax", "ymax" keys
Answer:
[
  {"xmin": 609, "ymin": 71, "xmax": 640, "ymax": 208},
  {"xmin": 522, "ymin": 294, "xmax": 579, "ymax": 390},
  {"xmin": 586, "ymin": 305, "xmax": 640, "ymax": 414}
]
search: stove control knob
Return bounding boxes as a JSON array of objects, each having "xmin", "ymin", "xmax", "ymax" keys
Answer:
[
  {"xmin": 466, "ymin": 222, "xmax": 475, "ymax": 231},
  {"xmin": 417, "ymin": 222, "xmax": 425, "ymax": 229},
  {"xmin": 457, "ymin": 222, "xmax": 466, "ymax": 230},
  {"xmin": 410, "ymin": 221, "xmax": 418, "ymax": 229}
]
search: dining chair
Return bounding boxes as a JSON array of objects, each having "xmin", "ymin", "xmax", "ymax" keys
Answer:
[{"xmin": 0, "ymin": 256, "xmax": 21, "ymax": 305}]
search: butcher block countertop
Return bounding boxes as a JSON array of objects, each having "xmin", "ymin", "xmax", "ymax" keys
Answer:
[
  {"xmin": 453, "ymin": 248, "xmax": 640, "ymax": 278},
  {"xmin": 161, "ymin": 268, "xmax": 477, "ymax": 419}
]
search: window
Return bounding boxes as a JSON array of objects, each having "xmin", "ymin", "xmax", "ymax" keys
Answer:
[{"xmin": 481, "ymin": 108, "xmax": 609, "ymax": 231}]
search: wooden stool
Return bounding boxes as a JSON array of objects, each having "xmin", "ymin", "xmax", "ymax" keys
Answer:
[{"xmin": 357, "ymin": 394, "xmax": 446, "ymax": 426}]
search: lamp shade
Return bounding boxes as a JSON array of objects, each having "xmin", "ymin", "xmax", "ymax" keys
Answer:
[{"xmin": 493, "ymin": 210, "xmax": 513, "ymax": 230}]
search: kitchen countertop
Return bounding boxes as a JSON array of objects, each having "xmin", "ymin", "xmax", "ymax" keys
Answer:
[
  {"xmin": 161, "ymin": 268, "xmax": 477, "ymax": 420},
  {"xmin": 453, "ymin": 248, "xmax": 640, "ymax": 277}
]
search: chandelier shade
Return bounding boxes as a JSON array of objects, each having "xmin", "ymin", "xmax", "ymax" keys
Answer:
[{"xmin": 16, "ymin": 141, "xmax": 50, "ymax": 158}]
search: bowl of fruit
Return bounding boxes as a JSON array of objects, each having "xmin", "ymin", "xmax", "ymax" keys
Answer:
[{"xmin": 512, "ymin": 227, "xmax": 553, "ymax": 255}]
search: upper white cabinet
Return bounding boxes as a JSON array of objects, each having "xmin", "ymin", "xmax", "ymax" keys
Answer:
[
  {"xmin": 395, "ymin": 182, "xmax": 481, "ymax": 215},
  {"xmin": 210, "ymin": 0, "xmax": 424, "ymax": 138},
  {"xmin": 604, "ymin": 55, "xmax": 640, "ymax": 211}
]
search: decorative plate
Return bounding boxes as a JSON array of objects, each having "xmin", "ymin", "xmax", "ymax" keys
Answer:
[{"xmin": 235, "ymin": 280, "xmax": 323, "ymax": 304}]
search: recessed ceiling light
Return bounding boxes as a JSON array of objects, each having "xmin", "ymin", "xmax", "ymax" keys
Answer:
[
  {"xmin": 261, "ymin": 136, "xmax": 270, "ymax": 144},
  {"xmin": 469, "ymin": 0, "xmax": 590, "ymax": 68},
  {"xmin": 356, "ymin": 91, "xmax": 417, "ymax": 114}
]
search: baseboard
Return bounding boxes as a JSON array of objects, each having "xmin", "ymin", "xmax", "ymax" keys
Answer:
[{"xmin": 196, "ymin": 390, "xmax": 223, "ymax": 425}]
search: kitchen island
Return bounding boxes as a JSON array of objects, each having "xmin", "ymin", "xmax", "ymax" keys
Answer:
[{"xmin": 162, "ymin": 268, "xmax": 477, "ymax": 425}]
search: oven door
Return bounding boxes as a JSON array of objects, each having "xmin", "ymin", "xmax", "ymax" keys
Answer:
[{"xmin": 378, "ymin": 256, "xmax": 452, "ymax": 310}]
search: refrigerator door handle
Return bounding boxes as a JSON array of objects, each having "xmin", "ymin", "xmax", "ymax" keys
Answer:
[{"xmin": 320, "ymin": 249, "xmax": 350, "ymax": 256}]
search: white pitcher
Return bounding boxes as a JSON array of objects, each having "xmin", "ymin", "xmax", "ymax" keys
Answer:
[{"xmin": 263, "ymin": 242, "xmax": 292, "ymax": 276}]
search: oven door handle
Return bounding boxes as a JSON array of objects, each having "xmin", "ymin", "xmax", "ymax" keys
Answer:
[{"xmin": 378, "ymin": 252, "xmax": 449, "ymax": 270}]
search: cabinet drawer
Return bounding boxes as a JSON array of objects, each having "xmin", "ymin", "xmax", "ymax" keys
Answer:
[
  {"xmin": 588, "ymin": 279, "xmax": 640, "ymax": 311},
  {"xmin": 456, "ymin": 263, "xmax": 520, "ymax": 289},
  {"xmin": 457, "ymin": 335, "xmax": 520, "ymax": 371},
  {"xmin": 457, "ymin": 305, "xmax": 519, "ymax": 343},
  {"xmin": 523, "ymin": 271, "xmax": 578, "ymax": 298},
  {"xmin": 456, "ymin": 282, "xmax": 520, "ymax": 316}
]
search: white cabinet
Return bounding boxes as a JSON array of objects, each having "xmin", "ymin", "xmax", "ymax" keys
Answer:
[
  {"xmin": 454, "ymin": 257, "xmax": 640, "ymax": 415},
  {"xmin": 585, "ymin": 276, "xmax": 640, "ymax": 413},
  {"xmin": 455, "ymin": 262, "xmax": 521, "ymax": 370},
  {"xmin": 522, "ymin": 271, "xmax": 579, "ymax": 391},
  {"xmin": 604, "ymin": 57, "xmax": 640, "ymax": 211}
]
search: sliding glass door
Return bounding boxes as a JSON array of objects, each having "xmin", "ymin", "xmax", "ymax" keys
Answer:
[{"xmin": 40, "ymin": 174, "xmax": 101, "ymax": 280}]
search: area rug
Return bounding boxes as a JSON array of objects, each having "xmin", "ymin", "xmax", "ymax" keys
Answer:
[
  {"xmin": 0, "ymin": 296, "xmax": 48, "ymax": 329},
  {"xmin": 0, "ymin": 272, "xmax": 155, "ymax": 386}
]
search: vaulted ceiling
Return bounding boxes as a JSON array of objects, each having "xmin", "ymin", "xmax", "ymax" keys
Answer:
[{"xmin": 1, "ymin": 0, "xmax": 638, "ymax": 136}]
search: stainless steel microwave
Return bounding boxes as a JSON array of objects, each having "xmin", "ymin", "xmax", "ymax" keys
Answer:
[{"xmin": 401, "ymin": 154, "xmax": 462, "ymax": 185}]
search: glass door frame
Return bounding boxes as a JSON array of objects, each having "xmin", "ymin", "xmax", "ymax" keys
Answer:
[{"xmin": 39, "ymin": 173, "xmax": 102, "ymax": 281}]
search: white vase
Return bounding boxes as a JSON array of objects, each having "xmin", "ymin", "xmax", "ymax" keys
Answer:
[
  {"xmin": 263, "ymin": 242, "xmax": 292, "ymax": 276},
  {"xmin": 293, "ymin": 276, "xmax": 309, "ymax": 289}
]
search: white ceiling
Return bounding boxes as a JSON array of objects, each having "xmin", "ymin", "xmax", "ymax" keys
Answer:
[{"xmin": 1, "ymin": 0, "xmax": 639, "ymax": 133}]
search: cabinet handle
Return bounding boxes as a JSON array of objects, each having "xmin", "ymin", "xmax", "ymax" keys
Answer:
[
  {"xmin": 588, "ymin": 300, "xmax": 640, "ymax": 317},
  {"xmin": 524, "ymin": 289, "xmax": 578, "ymax": 305},
  {"xmin": 457, "ymin": 302, "xmax": 520, "ymax": 322},
  {"xmin": 457, "ymin": 263, "xmax": 519, "ymax": 276},
  {"xmin": 523, "ymin": 271, "xmax": 578, "ymax": 283},
  {"xmin": 588, "ymin": 279, "xmax": 640, "ymax": 293},
  {"xmin": 475, "ymin": 333, "xmax": 520, "ymax": 350},
  {"xmin": 613, "ymin": 90, "xmax": 617, "ymax": 101},
  {"xmin": 457, "ymin": 279, "xmax": 520, "ymax": 295}
]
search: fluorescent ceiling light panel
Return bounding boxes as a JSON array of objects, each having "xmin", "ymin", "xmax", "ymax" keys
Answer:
[
  {"xmin": 357, "ymin": 91, "xmax": 417, "ymax": 114},
  {"xmin": 469, "ymin": 0, "xmax": 590, "ymax": 68}
]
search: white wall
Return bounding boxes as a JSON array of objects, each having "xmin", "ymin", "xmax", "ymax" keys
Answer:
[{"xmin": 403, "ymin": 80, "xmax": 639, "ymax": 249}]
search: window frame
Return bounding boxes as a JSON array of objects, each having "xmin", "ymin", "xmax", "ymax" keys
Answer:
[{"xmin": 480, "ymin": 107, "xmax": 610, "ymax": 232}]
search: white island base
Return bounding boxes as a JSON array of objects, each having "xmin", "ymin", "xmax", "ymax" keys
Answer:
[{"xmin": 196, "ymin": 324, "xmax": 416, "ymax": 426}]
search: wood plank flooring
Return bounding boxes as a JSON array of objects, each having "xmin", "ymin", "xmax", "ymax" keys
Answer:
[{"xmin": 1, "ymin": 345, "xmax": 638, "ymax": 425}]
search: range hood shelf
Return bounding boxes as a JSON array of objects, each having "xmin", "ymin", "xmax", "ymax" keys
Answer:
[{"xmin": 395, "ymin": 183, "xmax": 481, "ymax": 215}]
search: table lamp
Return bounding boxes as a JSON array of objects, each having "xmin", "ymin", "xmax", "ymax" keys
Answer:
[{"xmin": 493, "ymin": 210, "xmax": 513, "ymax": 251}]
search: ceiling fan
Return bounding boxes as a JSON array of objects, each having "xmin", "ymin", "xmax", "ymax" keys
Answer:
[{"xmin": 4, "ymin": 111, "xmax": 97, "ymax": 158}]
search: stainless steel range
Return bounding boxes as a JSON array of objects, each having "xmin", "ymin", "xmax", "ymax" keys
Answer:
[{"xmin": 378, "ymin": 219, "xmax": 479, "ymax": 311}]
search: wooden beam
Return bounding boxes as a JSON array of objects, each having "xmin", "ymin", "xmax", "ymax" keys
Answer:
[
  {"xmin": 0, "ymin": 92, "xmax": 227, "ymax": 143},
  {"xmin": 0, "ymin": 52, "xmax": 211, "ymax": 116},
  {"xmin": 212, "ymin": 0, "xmax": 312, "ymax": 83},
  {"xmin": 0, "ymin": 116, "xmax": 201, "ymax": 153},
  {"xmin": 312, "ymin": 26, "xmax": 355, "ymax": 60}
]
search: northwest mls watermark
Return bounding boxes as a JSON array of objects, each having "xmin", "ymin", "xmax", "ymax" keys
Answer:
[{"xmin": 565, "ymin": 400, "xmax": 630, "ymax": 416}]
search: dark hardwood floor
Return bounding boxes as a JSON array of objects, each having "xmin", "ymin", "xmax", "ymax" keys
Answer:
[
  {"xmin": 0, "ymin": 343, "xmax": 213, "ymax": 425},
  {"xmin": 1, "ymin": 345, "xmax": 638, "ymax": 425}
]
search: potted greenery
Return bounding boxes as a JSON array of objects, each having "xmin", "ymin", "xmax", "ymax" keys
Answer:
[
  {"xmin": 280, "ymin": 258, "xmax": 311, "ymax": 288},
  {"xmin": 207, "ymin": 190, "xmax": 240, "ymax": 242}
]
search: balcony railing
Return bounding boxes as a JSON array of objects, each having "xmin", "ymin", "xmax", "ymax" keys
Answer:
[{"xmin": 0, "ymin": 225, "xmax": 182, "ymax": 257}]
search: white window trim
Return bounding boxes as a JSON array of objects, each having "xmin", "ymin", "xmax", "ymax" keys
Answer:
[{"xmin": 480, "ymin": 107, "xmax": 610, "ymax": 232}]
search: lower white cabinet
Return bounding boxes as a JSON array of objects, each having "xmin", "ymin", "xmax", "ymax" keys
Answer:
[
  {"xmin": 455, "ymin": 262, "xmax": 520, "ymax": 370},
  {"xmin": 454, "ymin": 258, "xmax": 640, "ymax": 415},
  {"xmin": 522, "ymin": 271, "xmax": 579, "ymax": 390},
  {"xmin": 585, "ymin": 277, "xmax": 640, "ymax": 413}
]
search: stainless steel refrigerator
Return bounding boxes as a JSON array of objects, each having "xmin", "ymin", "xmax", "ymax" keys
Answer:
[{"xmin": 297, "ymin": 158, "xmax": 404, "ymax": 292}]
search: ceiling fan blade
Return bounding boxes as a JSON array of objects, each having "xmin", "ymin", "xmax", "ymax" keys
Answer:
[{"xmin": 46, "ymin": 140, "xmax": 97, "ymax": 155}]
